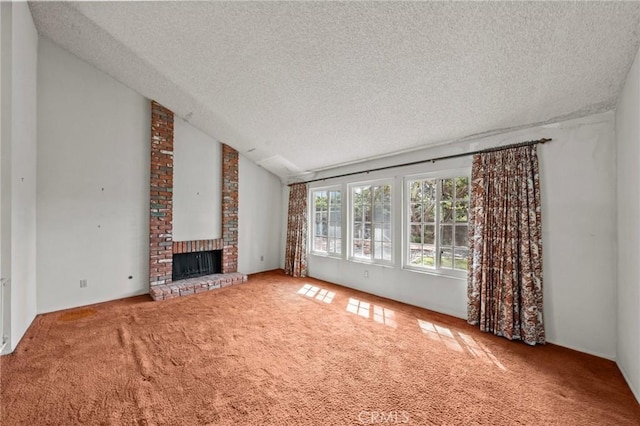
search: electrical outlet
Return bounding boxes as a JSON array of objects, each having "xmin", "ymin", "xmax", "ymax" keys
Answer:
[
  {"xmin": 80, "ymin": 279, "xmax": 87, "ymax": 288},
  {"xmin": 260, "ymin": 255, "xmax": 264, "ymax": 261},
  {"xmin": 364, "ymin": 270, "xmax": 369, "ymax": 278}
]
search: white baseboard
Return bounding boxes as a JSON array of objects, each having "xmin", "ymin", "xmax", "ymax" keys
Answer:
[
  {"xmin": 617, "ymin": 362, "xmax": 640, "ymax": 405},
  {"xmin": 545, "ymin": 338, "xmax": 616, "ymax": 361}
]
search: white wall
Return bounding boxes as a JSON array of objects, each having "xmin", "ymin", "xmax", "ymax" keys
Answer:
[
  {"xmin": 37, "ymin": 38, "xmax": 150, "ymax": 313},
  {"xmin": 0, "ymin": 0, "xmax": 13, "ymax": 354},
  {"xmin": 238, "ymin": 155, "xmax": 283, "ymax": 274},
  {"xmin": 173, "ymin": 118, "xmax": 221, "ymax": 242},
  {"xmin": 615, "ymin": 46, "xmax": 640, "ymax": 402},
  {"xmin": 304, "ymin": 112, "xmax": 618, "ymax": 360},
  {"xmin": 10, "ymin": 1, "xmax": 38, "ymax": 352},
  {"xmin": 0, "ymin": 2, "xmax": 38, "ymax": 354},
  {"xmin": 280, "ymin": 185, "xmax": 289, "ymax": 270}
]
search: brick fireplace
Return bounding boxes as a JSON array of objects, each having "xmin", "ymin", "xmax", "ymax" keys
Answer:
[{"xmin": 148, "ymin": 101, "xmax": 246, "ymax": 300}]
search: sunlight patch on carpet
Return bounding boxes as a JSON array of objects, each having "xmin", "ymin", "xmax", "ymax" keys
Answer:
[
  {"xmin": 297, "ymin": 284, "xmax": 335, "ymax": 303},
  {"xmin": 458, "ymin": 332, "xmax": 507, "ymax": 371},
  {"xmin": 417, "ymin": 319, "xmax": 462, "ymax": 352},
  {"xmin": 346, "ymin": 298, "xmax": 397, "ymax": 328},
  {"xmin": 347, "ymin": 298, "xmax": 370, "ymax": 318},
  {"xmin": 417, "ymin": 319, "xmax": 507, "ymax": 370},
  {"xmin": 373, "ymin": 305, "xmax": 397, "ymax": 328}
]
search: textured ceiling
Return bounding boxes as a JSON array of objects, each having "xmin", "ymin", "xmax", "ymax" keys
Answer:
[{"xmin": 30, "ymin": 1, "xmax": 640, "ymax": 179}]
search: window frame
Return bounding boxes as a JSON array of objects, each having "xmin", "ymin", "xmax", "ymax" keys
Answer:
[
  {"xmin": 403, "ymin": 169, "xmax": 471, "ymax": 278},
  {"xmin": 348, "ymin": 179, "xmax": 394, "ymax": 266},
  {"xmin": 309, "ymin": 185, "xmax": 343, "ymax": 258}
]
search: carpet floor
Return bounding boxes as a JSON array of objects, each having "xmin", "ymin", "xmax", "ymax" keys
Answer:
[{"xmin": 1, "ymin": 270, "xmax": 638, "ymax": 425}]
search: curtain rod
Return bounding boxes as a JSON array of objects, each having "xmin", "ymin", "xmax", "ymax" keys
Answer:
[{"xmin": 288, "ymin": 137, "xmax": 552, "ymax": 186}]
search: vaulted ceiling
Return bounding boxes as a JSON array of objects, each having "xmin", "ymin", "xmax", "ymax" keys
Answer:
[{"xmin": 30, "ymin": 1, "xmax": 640, "ymax": 179}]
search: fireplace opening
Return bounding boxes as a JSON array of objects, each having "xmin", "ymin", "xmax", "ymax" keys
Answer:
[{"xmin": 172, "ymin": 250, "xmax": 222, "ymax": 281}]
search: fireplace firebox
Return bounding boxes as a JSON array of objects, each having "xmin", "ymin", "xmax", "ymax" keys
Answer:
[{"xmin": 172, "ymin": 250, "xmax": 222, "ymax": 281}]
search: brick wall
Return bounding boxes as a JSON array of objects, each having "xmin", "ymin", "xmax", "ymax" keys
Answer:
[
  {"xmin": 149, "ymin": 101, "xmax": 174, "ymax": 287},
  {"xmin": 221, "ymin": 144, "xmax": 239, "ymax": 273},
  {"xmin": 148, "ymin": 102, "xmax": 240, "ymax": 293},
  {"xmin": 172, "ymin": 239, "xmax": 223, "ymax": 254}
]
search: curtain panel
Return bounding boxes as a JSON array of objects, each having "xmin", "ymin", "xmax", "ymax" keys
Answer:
[
  {"xmin": 284, "ymin": 183, "xmax": 308, "ymax": 278},
  {"xmin": 467, "ymin": 145, "xmax": 545, "ymax": 345}
]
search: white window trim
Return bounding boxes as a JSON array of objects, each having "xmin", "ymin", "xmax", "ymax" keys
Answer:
[
  {"xmin": 348, "ymin": 178, "xmax": 394, "ymax": 266},
  {"xmin": 309, "ymin": 185, "xmax": 343, "ymax": 258},
  {"xmin": 403, "ymin": 168, "xmax": 470, "ymax": 279}
]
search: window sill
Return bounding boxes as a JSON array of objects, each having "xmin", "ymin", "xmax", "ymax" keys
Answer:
[
  {"xmin": 403, "ymin": 265, "xmax": 467, "ymax": 280},
  {"xmin": 348, "ymin": 257, "xmax": 395, "ymax": 269},
  {"xmin": 309, "ymin": 252, "xmax": 343, "ymax": 260}
]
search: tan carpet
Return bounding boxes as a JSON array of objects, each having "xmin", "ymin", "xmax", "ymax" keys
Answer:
[{"xmin": 1, "ymin": 270, "xmax": 638, "ymax": 425}]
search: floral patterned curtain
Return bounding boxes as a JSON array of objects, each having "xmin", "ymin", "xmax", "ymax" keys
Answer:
[
  {"xmin": 467, "ymin": 144, "xmax": 545, "ymax": 345},
  {"xmin": 284, "ymin": 183, "xmax": 308, "ymax": 278}
]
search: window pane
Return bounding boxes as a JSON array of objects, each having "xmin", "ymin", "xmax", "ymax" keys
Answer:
[
  {"xmin": 363, "ymin": 240, "xmax": 371, "ymax": 257},
  {"xmin": 320, "ymin": 220, "xmax": 328, "ymax": 236},
  {"xmin": 423, "ymin": 224, "xmax": 435, "ymax": 245},
  {"xmin": 454, "ymin": 248, "xmax": 469, "ymax": 271},
  {"xmin": 364, "ymin": 223, "xmax": 372, "ymax": 240},
  {"xmin": 374, "ymin": 242, "xmax": 382, "ymax": 260},
  {"xmin": 410, "ymin": 204, "xmax": 422, "ymax": 222},
  {"xmin": 382, "ymin": 242, "xmax": 392, "ymax": 261},
  {"xmin": 383, "ymin": 223, "xmax": 392, "ymax": 241},
  {"xmin": 353, "ymin": 187, "xmax": 369, "ymax": 208},
  {"xmin": 441, "ymin": 224, "xmax": 453, "ymax": 246},
  {"xmin": 314, "ymin": 236, "xmax": 326, "ymax": 252},
  {"xmin": 328, "ymin": 239, "xmax": 335, "ymax": 253},
  {"xmin": 455, "ymin": 200, "xmax": 469, "ymax": 222},
  {"xmin": 383, "ymin": 185, "xmax": 392, "ymax": 203},
  {"xmin": 373, "ymin": 224, "xmax": 383, "ymax": 242},
  {"xmin": 456, "ymin": 177, "xmax": 469, "ymax": 200},
  {"xmin": 315, "ymin": 191, "xmax": 327, "ymax": 209},
  {"xmin": 441, "ymin": 201, "xmax": 453, "ymax": 223},
  {"xmin": 409, "ymin": 181, "xmax": 422, "ymax": 203},
  {"xmin": 455, "ymin": 225, "xmax": 468, "ymax": 247},
  {"xmin": 335, "ymin": 239, "xmax": 342, "ymax": 254},
  {"xmin": 423, "ymin": 245, "xmax": 436, "ymax": 267},
  {"xmin": 409, "ymin": 245, "xmax": 422, "ymax": 266},
  {"xmin": 410, "ymin": 224, "xmax": 422, "ymax": 244},
  {"xmin": 364, "ymin": 205, "xmax": 372, "ymax": 222},
  {"xmin": 423, "ymin": 201, "xmax": 436, "ymax": 222},
  {"xmin": 383, "ymin": 203, "xmax": 391, "ymax": 222},
  {"xmin": 424, "ymin": 179, "xmax": 437, "ymax": 200},
  {"xmin": 352, "ymin": 182, "xmax": 391, "ymax": 263},
  {"xmin": 354, "ymin": 222, "xmax": 363, "ymax": 239},
  {"xmin": 374, "ymin": 204, "xmax": 384, "ymax": 222},
  {"xmin": 441, "ymin": 247, "xmax": 453, "ymax": 269},
  {"xmin": 405, "ymin": 175, "xmax": 469, "ymax": 271},
  {"xmin": 373, "ymin": 186, "xmax": 383, "ymax": 203},
  {"xmin": 329, "ymin": 190, "xmax": 340, "ymax": 205},
  {"xmin": 353, "ymin": 239, "xmax": 364, "ymax": 258},
  {"xmin": 354, "ymin": 203, "xmax": 363, "ymax": 221},
  {"xmin": 441, "ymin": 178, "xmax": 454, "ymax": 201}
]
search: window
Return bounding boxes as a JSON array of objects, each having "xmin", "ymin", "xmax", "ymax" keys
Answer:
[
  {"xmin": 406, "ymin": 174, "xmax": 470, "ymax": 274},
  {"xmin": 311, "ymin": 188, "xmax": 342, "ymax": 255},
  {"xmin": 351, "ymin": 182, "xmax": 392, "ymax": 263}
]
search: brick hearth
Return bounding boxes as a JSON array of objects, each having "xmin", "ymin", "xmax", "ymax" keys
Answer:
[
  {"xmin": 149, "ymin": 272, "xmax": 248, "ymax": 300},
  {"xmin": 148, "ymin": 100, "xmax": 243, "ymax": 300}
]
